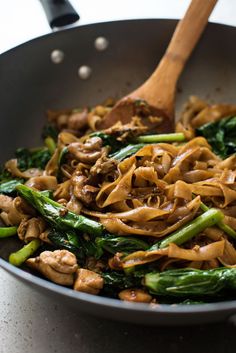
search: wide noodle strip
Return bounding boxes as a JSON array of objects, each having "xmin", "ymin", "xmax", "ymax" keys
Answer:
[{"xmin": 118, "ymin": 240, "xmax": 225, "ymax": 268}]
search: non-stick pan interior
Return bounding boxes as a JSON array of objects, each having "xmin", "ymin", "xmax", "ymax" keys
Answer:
[{"xmin": 0, "ymin": 19, "xmax": 236, "ymax": 325}]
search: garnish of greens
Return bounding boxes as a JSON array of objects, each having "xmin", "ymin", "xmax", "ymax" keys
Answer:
[
  {"xmin": 197, "ymin": 116, "xmax": 236, "ymax": 158},
  {"xmin": 145, "ymin": 268, "xmax": 236, "ymax": 297}
]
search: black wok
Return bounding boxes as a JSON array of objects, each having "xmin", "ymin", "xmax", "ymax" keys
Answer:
[{"xmin": 0, "ymin": 18, "xmax": 236, "ymax": 326}]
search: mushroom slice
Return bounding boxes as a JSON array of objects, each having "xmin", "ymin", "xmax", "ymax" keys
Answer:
[
  {"xmin": 27, "ymin": 250, "xmax": 78, "ymax": 286},
  {"xmin": 118, "ymin": 289, "xmax": 152, "ymax": 303},
  {"xmin": 25, "ymin": 176, "xmax": 57, "ymax": 191},
  {"xmin": 74, "ymin": 268, "xmax": 104, "ymax": 295}
]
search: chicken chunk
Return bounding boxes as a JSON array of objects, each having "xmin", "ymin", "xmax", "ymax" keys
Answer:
[
  {"xmin": 27, "ymin": 250, "xmax": 78, "ymax": 286},
  {"xmin": 74, "ymin": 268, "xmax": 104, "ymax": 295},
  {"xmin": 18, "ymin": 217, "xmax": 46, "ymax": 242}
]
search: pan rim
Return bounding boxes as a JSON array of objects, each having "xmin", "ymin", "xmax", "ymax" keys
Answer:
[
  {"xmin": 0, "ymin": 18, "xmax": 235, "ymax": 58},
  {"xmin": 1, "ymin": 256, "xmax": 236, "ymax": 315}
]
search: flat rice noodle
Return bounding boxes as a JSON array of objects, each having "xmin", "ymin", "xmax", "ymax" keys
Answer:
[
  {"xmin": 198, "ymin": 147, "xmax": 220, "ymax": 162},
  {"xmin": 224, "ymin": 216, "xmax": 236, "ymax": 230},
  {"xmin": 194, "ymin": 161, "xmax": 207, "ymax": 170},
  {"xmin": 217, "ymin": 155, "xmax": 236, "ymax": 170},
  {"xmin": 96, "ymin": 158, "xmax": 135, "ymax": 207},
  {"xmin": 171, "ymin": 146, "xmax": 201, "ymax": 168},
  {"xmin": 183, "ymin": 170, "xmax": 215, "ymax": 183},
  {"xmin": 58, "ymin": 131, "xmax": 79, "ymax": 145},
  {"xmin": 191, "ymin": 104, "xmax": 236, "ymax": 128},
  {"xmin": 101, "ymin": 196, "xmax": 200, "ymax": 237},
  {"xmin": 172, "ymin": 180, "xmax": 192, "ymax": 200},
  {"xmin": 133, "ymin": 167, "xmax": 166, "ymax": 189},
  {"xmin": 217, "ymin": 183, "xmax": 236, "ymax": 207},
  {"xmin": 203, "ymin": 227, "xmax": 224, "ymax": 241},
  {"xmin": 163, "ymin": 166, "xmax": 182, "ymax": 184},
  {"xmin": 219, "ymin": 170, "xmax": 236, "ymax": 184},
  {"xmin": 25, "ymin": 176, "xmax": 57, "ymax": 191},
  {"xmin": 5, "ymin": 159, "xmax": 43, "ymax": 179},
  {"xmin": 120, "ymin": 240, "xmax": 225, "ymax": 268},
  {"xmin": 218, "ymin": 239, "xmax": 236, "ymax": 266},
  {"xmin": 54, "ymin": 180, "xmax": 71, "ymax": 200},
  {"xmin": 190, "ymin": 184, "xmax": 223, "ymax": 197},
  {"xmin": 168, "ymin": 241, "xmax": 225, "ymax": 261},
  {"xmin": 45, "ymin": 148, "xmax": 61, "ymax": 176},
  {"xmin": 82, "ymin": 207, "xmax": 169, "ymax": 222},
  {"xmin": 221, "ymin": 206, "xmax": 236, "ymax": 217}
]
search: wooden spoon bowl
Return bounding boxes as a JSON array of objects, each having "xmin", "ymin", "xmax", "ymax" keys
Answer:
[{"xmin": 99, "ymin": 0, "xmax": 218, "ymax": 131}]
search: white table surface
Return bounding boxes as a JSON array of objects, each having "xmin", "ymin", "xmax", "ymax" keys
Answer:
[{"xmin": 1, "ymin": 1, "xmax": 236, "ymax": 352}]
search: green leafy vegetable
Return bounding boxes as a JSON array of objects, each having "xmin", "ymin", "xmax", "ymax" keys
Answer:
[
  {"xmin": 102, "ymin": 271, "xmax": 142, "ymax": 289},
  {"xmin": 145, "ymin": 268, "xmax": 236, "ymax": 297},
  {"xmin": 197, "ymin": 116, "xmax": 236, "ymax": 158},
  {"xmin": 44, "ymin": 137, "xmax": 56, "ymax": 154},
  {"xmin": 0, "ymin": 179, "xmax": 24, "ymax": 195},
  {"xmin": 110, "ymin": 144, "xmax": 145, "ymax": 161},
  {"xmin": 16, "ymin": 185, "xmax": 103, "ymax": 236},
  {"xmin": 96, "ymin": 234, "xmax": 149, "ymax": 254},
  {"xmin": 41, "ymin": 124, "xmax": 59, "ymax": 141},
  {"xmin": 15, "ymin": 147, "xmax": 51, "ymax": 171},
  {"xmin": 9, "ymin": 239, "xmax": 41, "ymax": 267},
  {"xmin": 48, "ymin": 229, "xmax": 103, "ymax": 262}
]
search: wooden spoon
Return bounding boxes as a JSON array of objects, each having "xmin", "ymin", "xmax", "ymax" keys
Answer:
[{"xmin": 99, "ymin": 0, "xmax": 218, "ymax": 132}]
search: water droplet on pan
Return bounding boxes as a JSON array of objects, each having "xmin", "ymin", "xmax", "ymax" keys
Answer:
[
  {"xmin": 78, "ymin": 65, "xmax": 92, "ymax": 80},
  {"xmin": 50, "ymin": 50, "xmax": 64, "ymax": 64},
  {"xmin": 94, "ymin": 37, "xmax": 109, "ymax": 51}
]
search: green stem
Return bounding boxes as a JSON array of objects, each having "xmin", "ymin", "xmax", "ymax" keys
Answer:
[
  {"xmin": 200, "ymin": 201, "xmax": 236, "ymax": 240},
  {"xmin": 9, "ymin": 239, "xmax": 41, "ymax": 267},
  {"xmin": 0, "ymin": 226, "xmax": 18, "ymax": 238},
  {"xmin": 136, "ymin": 133, "xmax": 185, "ymax": 143},
  {"xmin": 44, "ymin": 137, "xmax": 56, "ymax": 154},
  {"xmin": 158, "ymin": 209, "xmax": 224, "ymax": 249},
  {"xmin": 110, "ymin": 144, "xmax": 145, "ymax": 161}
]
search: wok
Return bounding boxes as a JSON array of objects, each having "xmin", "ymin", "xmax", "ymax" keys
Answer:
[{"xmin": 0, "ymin": 18, "xmax": 236, "ymax": 326}]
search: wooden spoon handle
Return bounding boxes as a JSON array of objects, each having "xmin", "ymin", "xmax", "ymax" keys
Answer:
[
  {"xmin": 133, "ymin": 0, "xmax": 218, "ymax": 118},
  {"xmin": 166, "ymin": 0, "xmax": 218, "ymax": 67}
]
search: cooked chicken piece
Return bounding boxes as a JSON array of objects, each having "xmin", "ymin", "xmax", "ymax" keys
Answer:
[
  {"xmin": 90, "ymin": 154, "xmax": 118, "ymax": 176},
  {"xmin": 25, "ymin": 176, "xmax": 57, "ymax": 191},
  {"xmin": 27, "ymin": 250, "xmax": 78, "ymax": 286},
  {"xmin": 103, "ymin": 117, "xmax": 147, "ymax": 142},
  {"xmin": 74, "ymin": 268, "xmax": 104, "ymax": 294},
  {"xmin": 18, "ymin": 217, "xmax": 46, "ymax": 242},
  {"xmin": 72, "ymin": 172, "xmax": 98, "ymax": 206},
  {"xmin": 67, "ymin": 109, "xmax": 88, "ymax": 131},
  {"xmin": 0, "ymin": 195, "xmax": 35, "ymax": 226},
  {"xmin": 68, "ymin": 137, "xmax": 103, "ymax": 164},
  {"xmin": 118, "ymin": 289, "xmax": 152, "ymax": 303}
]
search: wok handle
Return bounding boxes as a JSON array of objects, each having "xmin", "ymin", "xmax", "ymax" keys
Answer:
[{"xmin": 39, "ymin": 0, "xmax": 80, "ymax": 29}]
